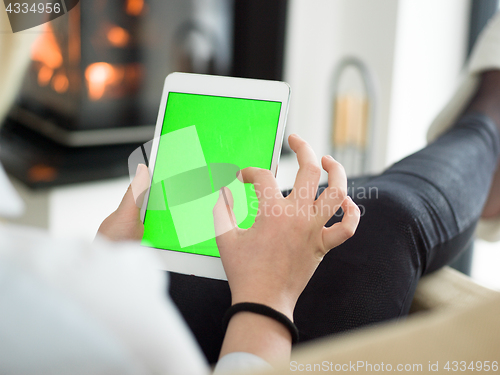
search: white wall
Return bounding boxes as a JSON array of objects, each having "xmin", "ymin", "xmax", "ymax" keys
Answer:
[
  {"xmin": 283, "ymin": 0, "xmax": 400, "ymax": 174},
  {"xmin": 387, "ymin": 0, "xmax": 470, "ymax": 166},
  {"xmin": 283, "ymin": 0, "xmax": 343, "ymax": 162},
  {"xmin": 283, "ymin": 0, "xmax": 470, "ymax": 173}
]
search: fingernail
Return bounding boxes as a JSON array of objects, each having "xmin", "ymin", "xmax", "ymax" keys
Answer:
[
  {"xmin": 131, "ymin": 164, "xmax": 149, "ymax": 208},
  {"xmin": 134, "ymin": 163, "xmax": 148, "ymax": 179},
  {"xmin": 325, "ymin": 155, "xmax": 334, "ymax": 160}
]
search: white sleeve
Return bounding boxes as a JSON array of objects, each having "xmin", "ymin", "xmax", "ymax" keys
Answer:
[
  {"xmin": 0, "ymin": 225, "xmax": 211, "ymax": 375},
  {"xmin": 213, "ymin": 352, "xmax": 273, "ymax": 374}
]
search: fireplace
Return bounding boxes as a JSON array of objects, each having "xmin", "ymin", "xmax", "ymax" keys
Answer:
[{"xmin": 1, "ymin": 0, "xmax": 288, "ymax": 188}]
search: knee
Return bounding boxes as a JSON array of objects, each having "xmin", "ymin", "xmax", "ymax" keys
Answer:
[
  {"xmin": 354, "ymin": 181, "xmax": 422, "ymax": 230},
  {"xmin": 325, "ymin": 179, "xmax": 421, "ymax": 233}
]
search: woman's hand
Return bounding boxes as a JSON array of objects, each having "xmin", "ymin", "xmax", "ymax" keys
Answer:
[
  {"xmin": 214, "ymin": 134, "xmax": 360, "ymax": 363},
  {"xmin": 214, "ymin": 134, "xmax": 360, "ymax": 319},
  {"xmin": 97, "ymin": 164, "xmax": 150, "ymax": 241}
]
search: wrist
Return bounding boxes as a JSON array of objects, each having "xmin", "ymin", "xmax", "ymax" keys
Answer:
[
  {"xmin": 219, "ymin": 311, "xmax": 293, "ymax": 362},
  {"xmin": 223, "ymin": 302, "xmax": 299, "ymax": 345},
  {"xmin": 231, "ymin": 294, "xmax": 295, "ymax": 322}
]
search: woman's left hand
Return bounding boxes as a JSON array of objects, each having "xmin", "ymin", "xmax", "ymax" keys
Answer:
[{"xmin": 97, "ymin": 164, "xmax": 150, "ymax": 241}]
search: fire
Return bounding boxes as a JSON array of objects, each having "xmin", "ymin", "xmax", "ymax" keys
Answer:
[
  {"xmin": 31, "ymin": 23, "xmax": 69, "ymax": 94},
  {"xmin": 107, "ymin": 26, "xmax": 130, "ymax": 47},
  {"xmin": 52, "ymin": 73, "xmax": 69, "ymax": 93},
  {"xmin": 85, "ymin": 62, "xmax": 123, "ymax": 101},
  {"xmin": 125, "ymin": 0, "xmax": 144, "ymax": 16},
  {"xmin": 28, "ymin": 164, "xmax": 57, "ymax": 183},
  {"xmin": 37, "ymin": 66, "xmax": 53, "ymax": 86},
  {"xmin": 31, "ymin": 24, "xmax": 63, "ymax": 69}
]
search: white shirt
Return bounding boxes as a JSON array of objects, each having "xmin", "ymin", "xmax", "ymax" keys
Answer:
[{"xmin": 0, "ymin": 164, "xmax": 271, "ymax": 374}]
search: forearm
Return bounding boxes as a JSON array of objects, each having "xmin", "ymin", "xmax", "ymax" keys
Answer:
[
  {"xmin": 219, "ymin": 311, "xmax": 292, "ymax": 364},
  {"xmin": 213, "ymin": 135, "xmax": 359, "ymax": 369}
]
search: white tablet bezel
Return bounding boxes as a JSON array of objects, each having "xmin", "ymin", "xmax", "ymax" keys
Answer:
[{"xmin": 140, "ymin": 72, "xmax": 291, "ymax": 280}]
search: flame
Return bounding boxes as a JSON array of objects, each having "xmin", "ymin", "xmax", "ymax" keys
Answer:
[
  {"xmin": 31, "ymin": 24, "xmax": 63, "ymax": 69},
  {"xmin": 52, "ymin": 73, "xmax": 69, "ymax": 93},
  {"xmin": 85, "ymin": 63, "xmax": 142, "ymax": 101},
  {"xmin": 126, "ymin": 0, "xmax": 144, "ymax": 16},
  {"xmin": 69, "ymin": 2, "xmax": 81, "ymax": 64},
  {"xmin": 37, "ymin": 66, "xmax": 54, "ymax": 86},
  {"xmin": 107, "ymin": 26, "xmax": 130, "ymax": 47},
  {"xmin": 85, "ymin": 62, "xmax": 122, "ymax": 101},
  {"xmin": 28, "ymin": 164, "xmax": 57, "ymax": 183},
  {"xmin": 31, "ymin": 23, "xmax": 68, "ymax": 93}
]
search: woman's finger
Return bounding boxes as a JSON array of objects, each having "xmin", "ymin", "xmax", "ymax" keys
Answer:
[
  {"xmin": 321, "ymin": 197, "xmax": 360, "ymax": 252},
  {"xmin": 314, "ymin": 155, "xmax": 348, "ymax": 223},
  {"xmin": 288, "ymin": 134, "xmax": 321, "ymax": 203},
  {"xmin": 116, "ymin": 164, "xmax": 150, "ymax": 215},
  {"xmin": 213, "ymin": 187, "xmax": 239, "ymax": 243},
  {"xmin": 131, "ymin": 163, "xmax": 151, "ymax": 208},
  {"xmin": 239, "ymin": 167, "xmax": 282, "ymax": 201}
]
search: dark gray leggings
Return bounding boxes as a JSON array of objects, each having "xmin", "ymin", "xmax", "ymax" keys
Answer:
[{"xmin": 169, "ymin": 112, "xmax": 500, "ymax": 363}]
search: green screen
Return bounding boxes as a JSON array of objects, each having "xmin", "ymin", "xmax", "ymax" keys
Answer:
[{"xmin": 142, "ymin": 92, "xmax": 282, "ymax": 257}]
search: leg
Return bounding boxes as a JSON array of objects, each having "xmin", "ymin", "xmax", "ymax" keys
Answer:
[
  {"xmin": 295, "ymin": 99, "xmax": 500, "ymax": 341},
  {"xmin": 467, "ymin": 70, "xmax": 500, "ymax": 219}
]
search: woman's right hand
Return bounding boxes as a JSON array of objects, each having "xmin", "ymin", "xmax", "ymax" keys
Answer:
[{"xmin": 213, "ymin": 134, "xmax": 360, "ymax": 363}]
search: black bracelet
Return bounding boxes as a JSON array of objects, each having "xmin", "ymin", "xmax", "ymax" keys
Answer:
[{"xmin": 222, "ymin": 302, "xmax": 299, "ymax": 344}]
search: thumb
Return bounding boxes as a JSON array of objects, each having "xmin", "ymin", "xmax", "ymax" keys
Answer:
[
  {"xmin": 118, "ymin": 164, "xmax": 150, "ymax": 213},
  {"xmin": 96, "ymin": 164, "xmax": 149, "ymax": 242},
  {"xmin": 213, "ymin": 187, "xmax": 238, "ymax": 241}
]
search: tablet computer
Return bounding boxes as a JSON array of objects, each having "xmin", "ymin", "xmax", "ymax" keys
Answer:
[{"xmin": 139, "ymin": 72, "xmax": 290, "ymax": 280}]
